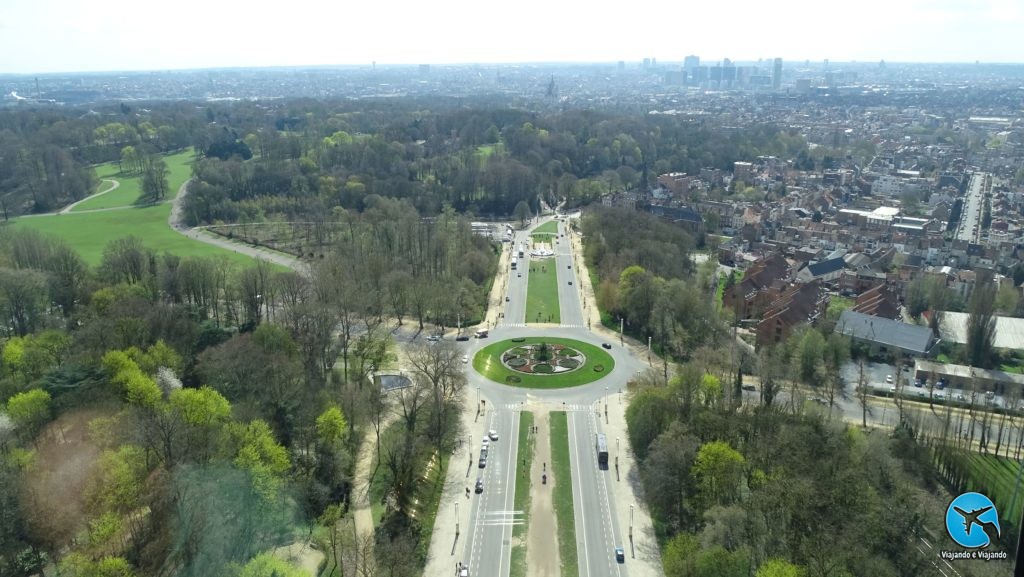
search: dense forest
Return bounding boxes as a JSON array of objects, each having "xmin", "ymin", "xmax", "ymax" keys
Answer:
[
  {"xmin": 0, "ymin": 224, "xmax": 475, "ymax": 577},
  {"xmin": 0, "ymin": 98, "xmax": 810, "ymax": 219},
  {"xmin": 581, "ymin": 206, "xmax": 724, "ymax": 362}
]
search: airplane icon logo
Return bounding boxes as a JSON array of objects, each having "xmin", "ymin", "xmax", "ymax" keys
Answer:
[{"xmin": 946, "ymin": 493, "xmax": 1001, "ymax": 549}]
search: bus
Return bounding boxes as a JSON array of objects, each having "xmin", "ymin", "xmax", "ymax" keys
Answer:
[
  {"xmin": 596, "ymin": 433, "xmax": 608, "ymax": 468},
  {"xmin": 511, "ymin": 257, "xmax": 517, "ymax": 270}
]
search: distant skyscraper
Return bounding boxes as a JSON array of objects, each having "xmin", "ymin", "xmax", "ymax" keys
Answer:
[
  {"xmin": 643, "ymin": 58, "xmax": 651, "ymax": 68},
  {"xmin": 684, "ymin": 55, "xmax": 699, "ymax": 69},
  {"xmin": 772, "ymin": 57, "xmax": 783, "ymax": 90}
]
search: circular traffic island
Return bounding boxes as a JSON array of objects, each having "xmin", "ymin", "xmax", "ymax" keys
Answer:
[{"xmin": 473, "ymin": 337, "xmax": 615, "ymax": 389}]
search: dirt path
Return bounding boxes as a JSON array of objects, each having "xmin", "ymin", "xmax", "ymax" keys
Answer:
[
  {"xmin": 526, "ymin": 411, "xmax": 560, "ymax": 577},
  {"xmin": 168, "ymin": 178, "xmax": 308, "ymax": 273}
]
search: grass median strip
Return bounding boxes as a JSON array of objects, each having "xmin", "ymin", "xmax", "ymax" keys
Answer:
[
  {"xmin": 510, "ymin": 411, "xmax": 535, "ymax": 577},
  {"xmin": 526, "ymin": 261, "xmax": 560, "ymax": 324},
  {"xmin": 550, "ymin": 411, "xmax": 578, "ymax": 577}
]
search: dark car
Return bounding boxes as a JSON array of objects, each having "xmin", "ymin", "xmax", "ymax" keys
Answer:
[
  {"xmin": 614, "ymin": 546, "xmax": 625, "ymax": 563},
  {"xmin": 456, "ymin": 335, "xmax": 470, "ymax": 342},
  {"xmin": 602, "ymin": 343, "xmax": 612, "ymax": 349},
  {"xmin": 479, "ymin": 455, "xmax": 487, "ymax": 468},
  {"xmin": 475, "ymin": 478, "xmax": 484, "ymax": 494},
  {"xmin": 567, "ymin": 264, "xmax": 571, "ymax": 269},
  {"xmin": 505, "ymin": 296, "xmax": 510, "ymax": 302},
  {"xmin": 568, "ymin": 281, "xmax": 573, "ymax": 285}
]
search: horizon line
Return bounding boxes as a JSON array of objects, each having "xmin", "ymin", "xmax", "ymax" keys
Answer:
[{"xmin": 4, "ymin": 59, "xmax": 1024, "ymax": 77}]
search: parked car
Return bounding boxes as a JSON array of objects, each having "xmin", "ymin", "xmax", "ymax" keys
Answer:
[
  {"xmin": 479, "ymin": 456, "xmax": 487, "ymax": 468},
  {"xmin": 885, "ymin": 375, "xmax": 893, "ymax": 384},
  {"xmin": 474, "ymin": 478, "xmax": 483, "ymax": 494},
  {"xmin": 426, "ymin": 335, "xmax": 441, "ymax": 342},
  {"xmin": 462, "ymin": 355, "xmax": 469, "ymax": 363}
]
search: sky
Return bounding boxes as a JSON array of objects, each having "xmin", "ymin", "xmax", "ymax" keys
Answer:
[{"xmin": 0, "ymin": 0, "xmax": 1022, "ymax": 74}]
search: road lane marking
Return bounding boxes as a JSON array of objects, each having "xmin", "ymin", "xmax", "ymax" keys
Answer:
[{"xmin": 570, "ymin": 413, "xmax": 591, "ymax": 577}]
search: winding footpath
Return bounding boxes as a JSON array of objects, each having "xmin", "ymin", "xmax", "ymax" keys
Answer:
[{"xmin": 16, "ymin": 179, "xmax": 123, "ymax": 218}]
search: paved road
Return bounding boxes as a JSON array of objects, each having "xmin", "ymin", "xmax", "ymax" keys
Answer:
[
  {"xmin": 462, "ymin": 409, "xmax": 521, "ymax": 577},
  {"xmin": 449, "ymin": 216, "xmax": 648, "ymax": 577},
  {"xmin": 955, "ymin": 172, "xmax": 985, "ymax": 243}
]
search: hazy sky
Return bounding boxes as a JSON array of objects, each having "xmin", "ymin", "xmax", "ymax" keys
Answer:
[{"xmin": 0, "ymin": 0, "xmax": 1021, "ymax": 73}]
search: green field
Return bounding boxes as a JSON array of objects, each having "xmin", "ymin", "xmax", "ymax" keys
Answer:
[
  {"xmin": 960, "ymin": 452, "xmax": 1024, "ymax": 529},
  {"xmin": 12, "ymin": 203, "xmax": 257, "ymax": 267},
  {"xmin": 526, "ymin": 262, "xmax": 560, "ymax": 324},
  {"xmin": 533, "ymin": 220, "xmax": 559, "ymax": 235},
  {"xmin": 72, "ymin": 149, "xmax": 195, "ymax": 211},
  {"xmin": 472, "ymin": 337, "xmax": 614, "ymax": 389},
  {"xmin": 550, "ymin": 412, "xmax": 578, "ymax": 577},
  {"xmin": 10, "ymin": 147, "xmax": 263, "ymax": 268},
  {"xmin": 511, "ymin": 411, "xmax": 535, "ymax": 577}
]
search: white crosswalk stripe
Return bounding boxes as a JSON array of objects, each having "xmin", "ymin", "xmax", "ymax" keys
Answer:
[{"xmin": 501, "ymin": 403, "xmax": 593, "ymax": 412}]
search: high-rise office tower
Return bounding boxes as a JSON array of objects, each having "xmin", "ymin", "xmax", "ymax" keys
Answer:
[{"xmin": 772, "ymin": 57, "xmax": 783, "ymax": 90}]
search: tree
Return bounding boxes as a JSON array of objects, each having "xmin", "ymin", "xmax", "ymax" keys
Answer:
[
  {"xmin": 232, "ymin": 553, "xmax": 305, "ymax": 577},
  {"xmin": 662, "ymin": 532, "xmax": 699, "ymax": 577},
  {"xmin": 642, "ymin": 422, "xmax": 700, "ymax": 530},
  {"xmin": 965, "ymin": 278, "xmax": 997, "ymax": 369},
  {"xmin": 513, "ymin": 200, "xmax": 532, "ymax": 227},
  {"xmin": 120, "ymin": 146, "xmax": 141, "ymax": 175},
  {"xmin": 756, "ymin": 559, "xmax": 804, "ymax": 577},
  {"xmin": 141, "ymin": 155, "xmax": 170, "ymax": 202},
  {"xmin": 315, "ymin": 406, "xmax": 348, "ymax": 447},
  {"xmin": 692, "ymin": 441, "xmax": 745, "ymax": 508},
  {"xmin": 406, "ymin": 341, "xmax": 466, "ymax": 452},
  {"xmin": 5, "ymin": 389, "xmax": 51, "ymax": 443},
  {"xmin": 0, "ymin": 267, "xmax": 48, "ymax": 337}
]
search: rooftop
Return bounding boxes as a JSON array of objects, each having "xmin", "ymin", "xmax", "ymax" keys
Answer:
[{"xmin": 835, "ymin": 310, "xmax": 935, "ymax": 355}]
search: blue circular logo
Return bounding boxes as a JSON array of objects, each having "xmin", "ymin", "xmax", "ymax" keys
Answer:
[{"xmin": 946, "ymin": 492, "xmax": 1000, "ymax": 549}]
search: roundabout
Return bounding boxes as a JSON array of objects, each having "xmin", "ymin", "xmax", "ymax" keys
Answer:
[{"xmin": 472, "ymin": 336, "xmax": 615, "ymax": 389}]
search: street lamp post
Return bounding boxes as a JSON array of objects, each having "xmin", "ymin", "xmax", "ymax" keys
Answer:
[
  {"xmin": 619, "ymin": 318, "xmax": 624, "ymax": 345},
  {"xmin": 622, "ymin": 504, "xmax": 630, "ymax": 541},
  {"xmin": 455, "ymin": 502, "xmax": 460, "ymax": 537}
]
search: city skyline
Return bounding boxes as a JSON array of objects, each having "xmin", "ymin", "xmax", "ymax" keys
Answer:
[{"xmin": 1, "ymin": 0, "xmax": 1022, "ymax": 74}]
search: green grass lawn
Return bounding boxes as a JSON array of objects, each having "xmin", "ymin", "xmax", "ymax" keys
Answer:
[
  {"xmin": 12, "ymin": 203, "xmax": 257, "ymax": 268},
  {"xmin": 526, "ymin": 262, "xmax": 560, "ymax": 324},
  {"xmin": 510, "ymin": 412, "xmax": 535, "ymax": 577},
  {"xmin": 472, "ymin": 337, "xmax": 614, "ymax": 389},
  {"xmin": 549, "ymin": 412, "xmax": 578, "ymax": 577},
  {"xmin": 533, "ymin": 220, "xmax": 559, "ymax": 234},
  {"xmin": 72, "ymin": 149, "xmax": 195, "ymax": 211},
  {"xmin": 960, "ymin": 452, "xmax": 1024, "ymax": 529},
  {"xmin": 10, "ymin": 147, "xmax": 264, "ymax": 268}
]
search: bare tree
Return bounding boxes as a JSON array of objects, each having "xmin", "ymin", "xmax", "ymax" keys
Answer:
[{"xmin": 406, "ymin": 341, "xmax": 467, "ymax": 452}]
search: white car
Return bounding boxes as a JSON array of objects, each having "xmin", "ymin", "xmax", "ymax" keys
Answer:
[
  {"xmin": 488, "ymin": 430, "xmax": 498, "ymax": 441},
  {"xmin": 481, "ymin": 436, "xmax": 489, "ymax": 447},
  {"xmin": 462, "ymin": 354, "xmax": 469, "ymax": 364},
  {"xmin": 885, "ymin": 375, "xmax": 893, "ymax": 384}
]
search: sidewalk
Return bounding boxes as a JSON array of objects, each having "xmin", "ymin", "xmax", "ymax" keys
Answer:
[
  {"xmin": 600, "ymin": 390, "xmax": 664, "ymax": 577},
  {"xmin": 422, "ymin": 389, "xmax": 486, "ymax": 576}
]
